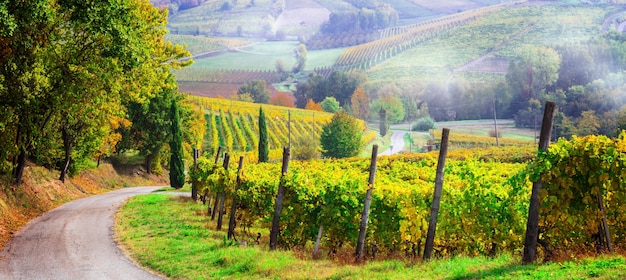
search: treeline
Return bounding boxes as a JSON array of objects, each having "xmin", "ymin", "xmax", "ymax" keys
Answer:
[
  {"xmin": 306, "ymin": 5, "xmax": 397, "ymax": 50},
  {"xmin": 294, "ymin": 30, "xmax": 626, "ymax": 142},
  {"xmin": 0, "ymin": 1, "xmax": 199, "ymax": 186}
]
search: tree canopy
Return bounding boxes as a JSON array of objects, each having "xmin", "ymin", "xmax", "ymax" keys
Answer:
[
  {"xmin": 0, "ymin": 0, "xmax": 191, "ymax": 185},
  {"xmin": 320, "ymin": 111, "xmax": 364, "ymax": 158},
  {"xmin": 238, "ymin": 80, "xmax": 270, "ymax": 104}
]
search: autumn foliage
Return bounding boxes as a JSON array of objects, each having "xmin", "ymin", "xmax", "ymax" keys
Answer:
[{"xmin": 270, "ymin": 92, "xmax": 295, "ymax": 108}]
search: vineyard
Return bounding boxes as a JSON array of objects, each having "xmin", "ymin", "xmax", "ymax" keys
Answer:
[
  {"xmin": 174, "ymin": 68, "xmax": 284, "ymax": 97},
  {"xmin": 190, "ymin": 133, "xmax": 626, "ymax": 260},
  {"xmin": 174, "ymin": 68, "xmax": 282, "ymax": 84},
  {"xmin": 185, "ymin": 95, "xmax": 370, "ymax": 162},
  {"xmin": 430, "ymin": 129, "xmax": 534, "ymax": 148},
  {"xmin": 332, "ymin": 1, "xmax": 523, "ymax": 70},
  {"xmin": 367, "ymin": 2, "xmax": 613, "ymax": 87}
]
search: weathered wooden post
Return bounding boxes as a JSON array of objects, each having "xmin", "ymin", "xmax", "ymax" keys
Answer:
[
  {"xmin": 216, "ymin": 153, "xmax": 230, "ymax": 230},
  {"xmin": 522, "ymin": 101, "xmax": 555, "ymax": 264},
  {"xmin": 228, "ymin": 156, "xmax": 244, "ymax": 240},
  {"xmin": 206, "ymin": 147, "xmax": 223, "ymax": 216},
  {"xmin": 192, "ymin": 148, "xmax": 199, "ymax": 201},
  {"xmin": 270, "ymin": 147, "xmax": 290, "ymax": 250},
  {"xmin": 423, "ymin": 128, "xmax": 450, "ymax": 261},
  {"xmin": 355, "ymin": 144, "xmax": 378, "ymax": 262},
  {"xmin": 313, "ymin": 224, "xmax": 324, "ymax": 259},
  {"xmin": 597, "ymin": 193, "xmax": 614, "ymax": 253}
]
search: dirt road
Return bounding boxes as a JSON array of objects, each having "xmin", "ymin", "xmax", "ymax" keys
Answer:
[{"xmin": 0, "ymin": 186, "xmax": 164, "ymax": 280}]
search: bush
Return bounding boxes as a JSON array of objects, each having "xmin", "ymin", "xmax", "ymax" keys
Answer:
[
  {"xmin": 412, "ymin": 117, "xmax": 435, "ymax": 131},
  {"xmin": 489, "ymin": 128, "xmax": 502, "ymax": 138},
  {"xmin": 292, "ymin": 135, "xmax": 320, "ymax": 160}
]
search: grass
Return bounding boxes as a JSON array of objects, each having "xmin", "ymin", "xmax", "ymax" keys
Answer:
[
  {"xmin": 183, "ymin": 41, "xmax": 343, "ymax": 72},
  {"xmin": 116, "ymin": 194, "xmax": 626, "ymax": 279},
  {"xmin": 404, "ymin": 132, "xmax": 432, "ymax": 152}
]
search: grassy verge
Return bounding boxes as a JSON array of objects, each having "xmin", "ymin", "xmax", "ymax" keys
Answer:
[{"xmin": 116, "ymin": 194, "xmax": 626, "ymax": 280}]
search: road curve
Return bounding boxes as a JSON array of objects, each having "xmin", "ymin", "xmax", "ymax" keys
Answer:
[
  {"xmin": 379, "ymin": 131, "xmax": 407, "ymax": 156},
  {"xmin": 0, "ymin": 186, "xmax": 164, "ymax": 280}
]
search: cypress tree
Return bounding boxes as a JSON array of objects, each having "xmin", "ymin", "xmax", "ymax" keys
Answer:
[
  {"xmin": 169, "ymin": 100, "xmax": 185, "ymax": 189},
  {"xmin": 258, "ymin": 107, "xmax": 269, "ymax": 163},
  {"xmin": 379, "ymin": 108, "xmax": 388, "ymax": 137}
]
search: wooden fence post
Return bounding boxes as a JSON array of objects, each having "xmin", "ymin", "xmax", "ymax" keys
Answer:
[
  {"xmin": 206, "ymin": 147, "xmax": 223, "ymax": 215},
  {"xmin": 228, "ymin": 156, "xmax": 244, "ymax": 240},
  {"xmin": 192, "ymin": 148, "xmax": 198, "ymax": 201},
  {"xmin": 522, "ymin": 101, "xmax": 556, "ymax": 264},
  {"xmin": 355, "ymin": 144, "xmax": 378, "ymax": 262},
  {"xmin": 423, "ymin": 128, "xmax": 450, "ymax": 261},
  {"xmin": 270, "ymin": 147, "xmax": 290, "ymax": 250},
  {"xmin": 216, "ymin": 153, "xmax": 230, "ymax": 230}
]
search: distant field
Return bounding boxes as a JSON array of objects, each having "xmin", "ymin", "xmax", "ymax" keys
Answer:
[
  {"xmin": 178, "ymin": 81, "xmax": 283, "ymax": 98},
  {"xmin": 182, "ymin": 41, "xmax": 342, "ymax": 72},
  {"xmin": 165, "ymin": 35, "xmax": 250, "ymax": 55},
  {"xmin": 187, "ymin": 42, "xmax": 298, "ymax": 71}
]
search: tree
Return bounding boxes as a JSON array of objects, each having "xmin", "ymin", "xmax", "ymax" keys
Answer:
[
  {"xmin": 506, "ymin": 45, "xmax": 561, "ymax": 116},
  {"xmin": 117, "ymin": 77, "xmax": 181, "ymax": 174},
  {"xmin": 293, "ymin": 44, "xmax": 307, "ymax": 73},
  {"xmin": 350, "ymin": 87, "xmax": 370, "ymax": 120},
  {"xmin": 258, "ymin": 107, "xmax": 269, "ymax": 163},
  {"xmin": 320, "ymin": 97, "xmax": 341, "ymax": 113},
  {"xmin": 238, "ymin": 80, "xmax": 270, "ymax": 104},
  {"xmin": 320, "ymin": 111, "xmax": 364, "ymax": 158},
  {"xmin": 379, "ymin": 108, "xmax": 388, "ymax": 137},
  {"xmin": 371, "ymin": 94, "xmax": 405, "ymax": 123},
  {"xmin": 169, "ymin": 100, "xmax": 185, "ymax": 189},
  {"xmin": 576, "ymin": 110, "xmax": 600, "ymax": 136},
  {"xmin": 305, "ymin": 99, "xmax": 323, "ymax": 111},
  {"xmin": 270, "ymin": 92, "xmax": 295, "ymax": 107},
  {"xmin": 275, "ymin": 59, "xmax": 285, "ymax": 73},
  {"xmin": 0, "ymin": 0, "xmax": 191, "ymax": 185}
]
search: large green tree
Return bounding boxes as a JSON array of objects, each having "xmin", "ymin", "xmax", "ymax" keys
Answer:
[
  {"xmin": 117, "ymin": 76, "xmax": 181, "ymax": 174},
  {"xmin": 506, "ymin": 45, "xmax": 561, "ymax": 117},
  {"xmin": 0, "ymin": 0, "xmax": 190, "ymax": 185},
  {"xmin": 169, "ymin": 100, "xmax": 185, "ymax": 189},
  {"xmin": 320, "ymin": 111, "xmax": 363, "ymax": 158}
]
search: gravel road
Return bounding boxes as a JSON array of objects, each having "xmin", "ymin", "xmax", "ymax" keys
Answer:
[{"xmin": 0, "ymin": 186, "xmax": 164, "ymax": 280}]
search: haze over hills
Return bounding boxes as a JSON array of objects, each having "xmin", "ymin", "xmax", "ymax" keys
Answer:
[{"xmin": 156, "ymin": 0, "xmax": 626, "ymax": 140}]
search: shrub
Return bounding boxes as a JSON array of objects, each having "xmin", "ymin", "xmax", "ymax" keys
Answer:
[{"xmin": 412, "ymin": 117, "xmax": 435, "ymax": 131}]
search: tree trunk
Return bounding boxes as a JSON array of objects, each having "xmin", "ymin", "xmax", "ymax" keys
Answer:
[
  {"xmin": 59, "ymin": 128, "xmax": 72, "ymax": 182},
  {"xmin": 355, "ymin": 145, "xmax": 378, "ymax": 262},
  {"xmin": 270, "ymin": 147, "xmax": 290, "ymax": 250},
  {"xmin": 145, "ymin": 154, "xmax": 153, "ymax": 174},
  {"xmin": 13, "ymin": 150, "xmax": 27, "ymax": 186},
  {"xmin": 423, "ymin": 128, "xmax": 450, "ymax": 261}
]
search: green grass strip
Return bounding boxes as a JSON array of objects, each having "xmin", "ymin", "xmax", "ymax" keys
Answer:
[{"xmin": 117, "ymin": 194, "xmax": 626, "ymax": 280}]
